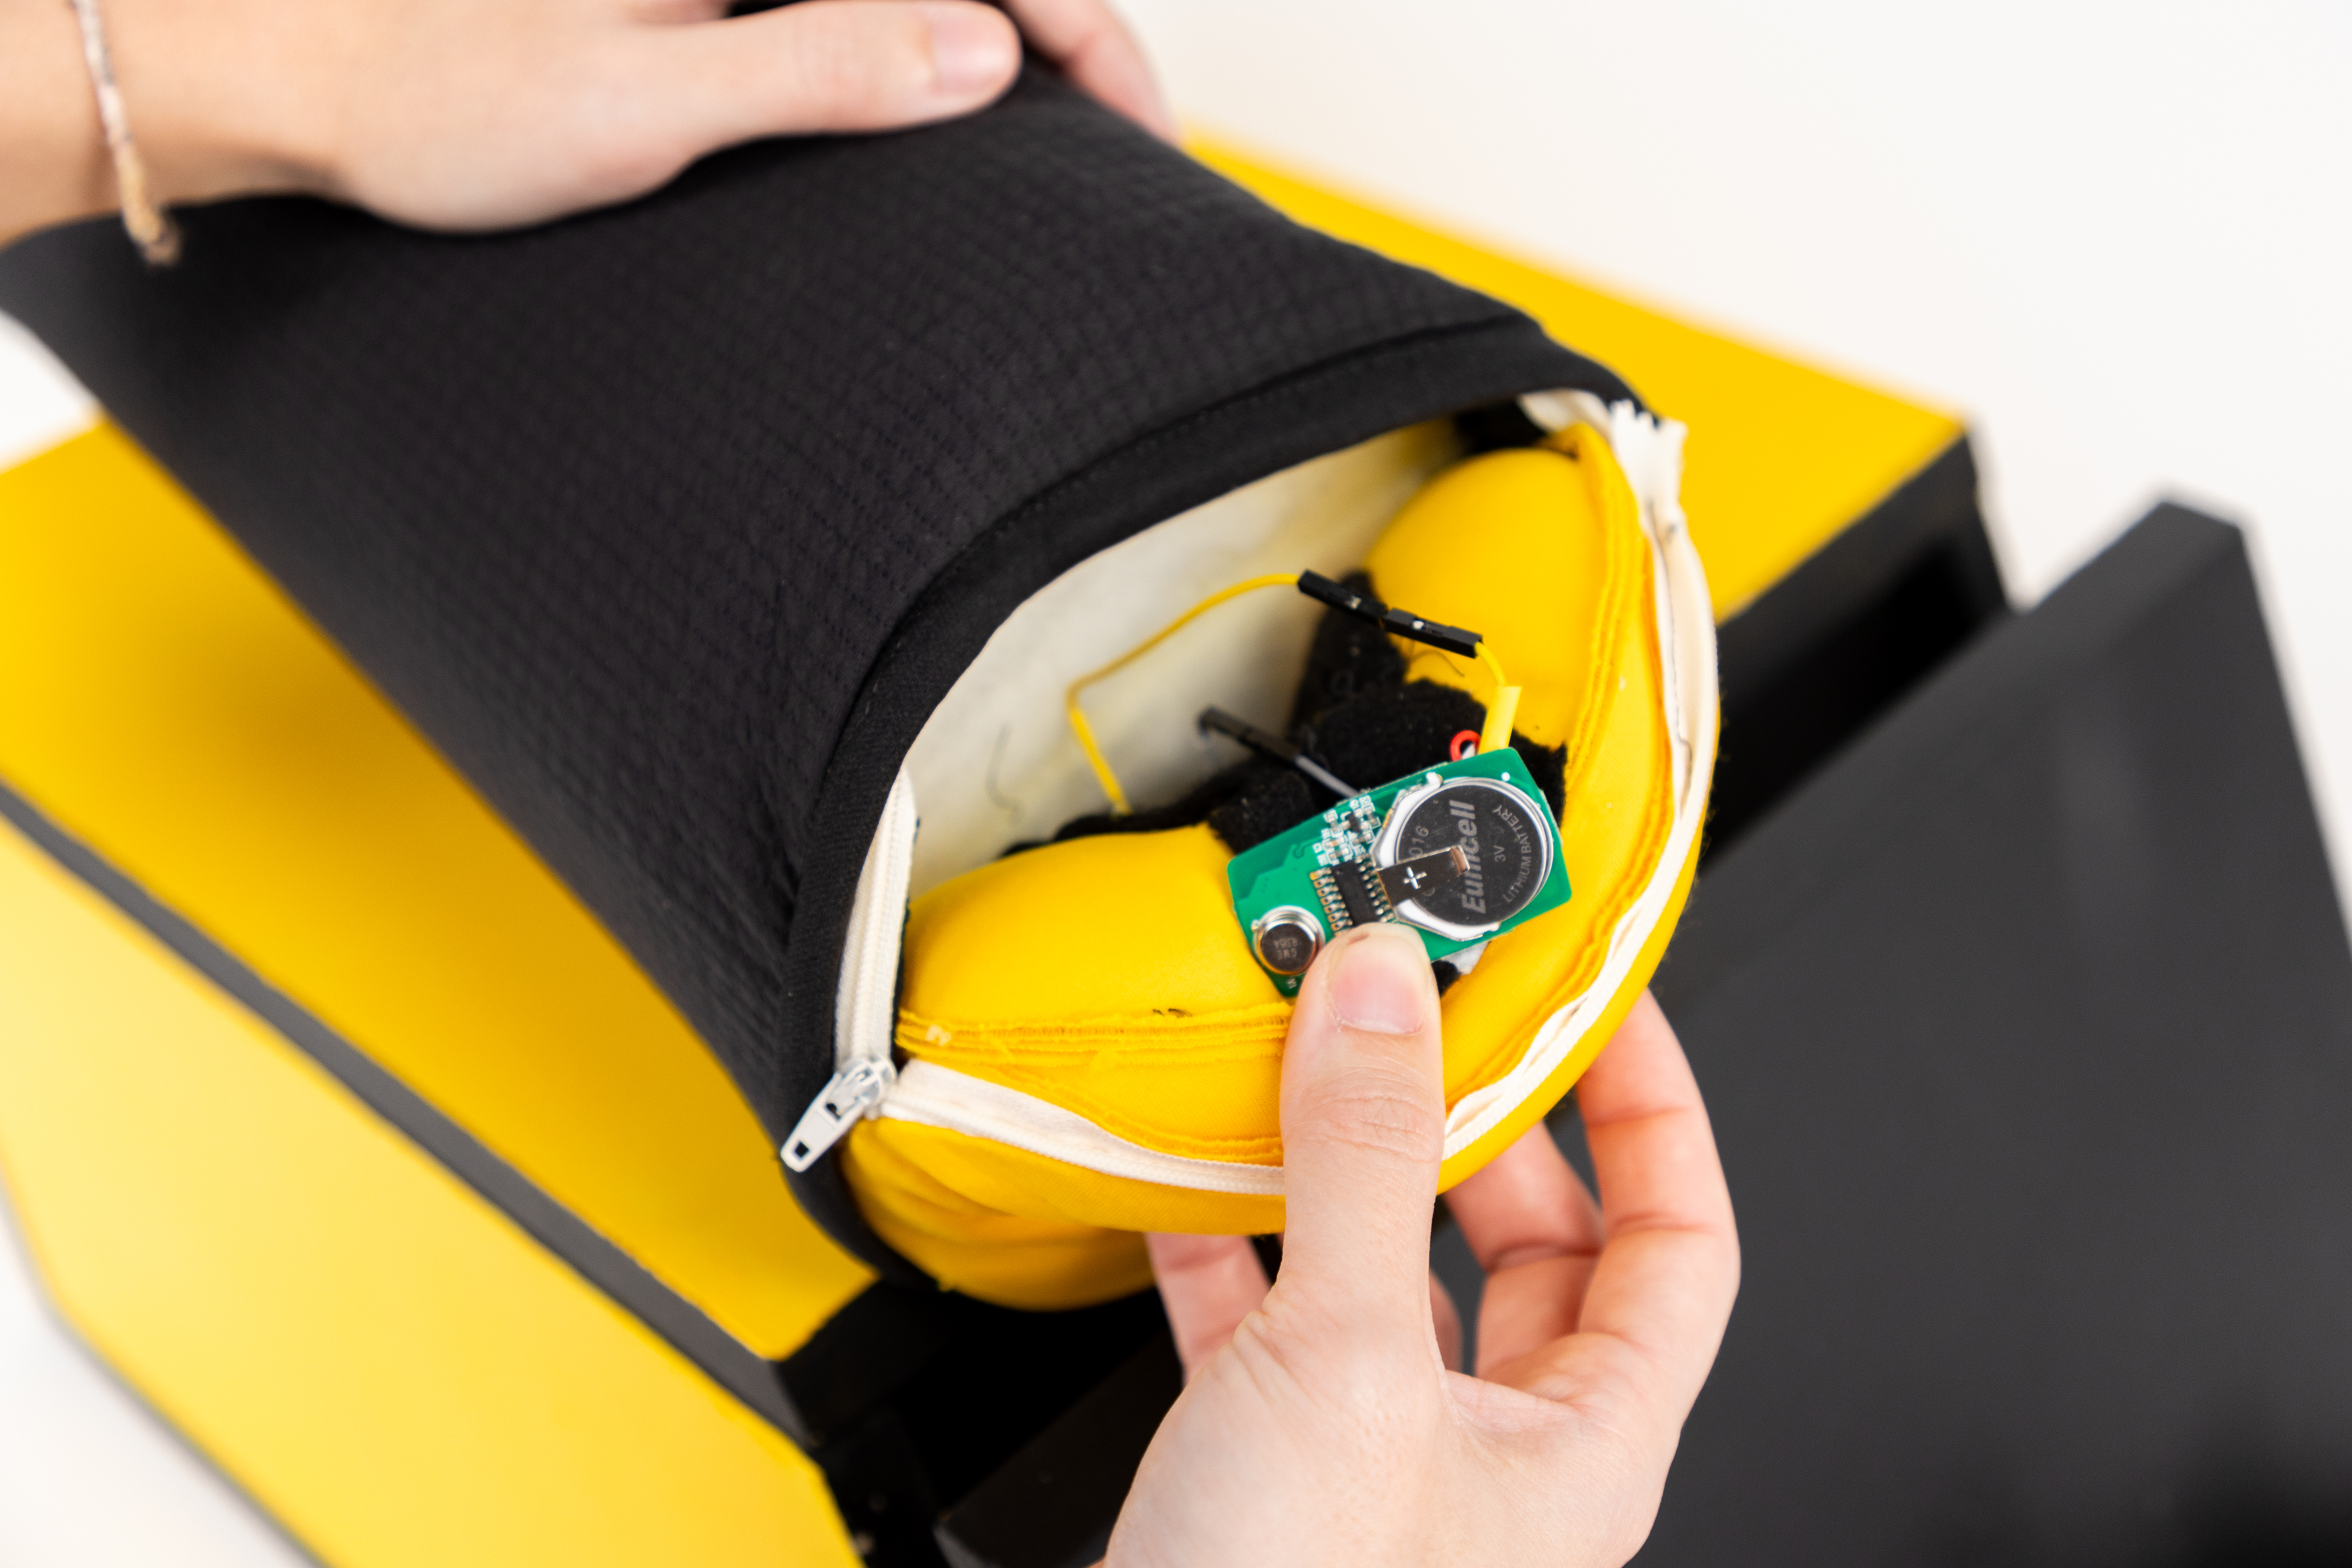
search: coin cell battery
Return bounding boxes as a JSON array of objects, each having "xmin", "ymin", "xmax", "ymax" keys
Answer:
[{"xmin": 1373, "ymin": 775, "xmax": 1556, "ymax": 944}]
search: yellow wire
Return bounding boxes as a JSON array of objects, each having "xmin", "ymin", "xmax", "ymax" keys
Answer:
[
  {"xmin": 1067, "ymin": 574, "xmax": 1299, "ymax": 814},
  {"xmin": 1476, "ymin": 644, "xmax": 1521, "ymax": 755}
]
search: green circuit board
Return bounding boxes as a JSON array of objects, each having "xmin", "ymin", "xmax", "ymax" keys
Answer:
[{"xmin": 1226, "ymin": 747, "xmax": 1571, "ymax": 996}]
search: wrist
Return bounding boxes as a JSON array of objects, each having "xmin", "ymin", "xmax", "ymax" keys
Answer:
[
  {"xmin": 0, "ymin": 0, "xmax": 325, "ymax": 255},
  {"xmin": 0, "ymin": 0, "xmax": 116, "ymax": 248},
  {"xmin": 103, "ymin": 0, "xmax": 331, "ymax": 210}
]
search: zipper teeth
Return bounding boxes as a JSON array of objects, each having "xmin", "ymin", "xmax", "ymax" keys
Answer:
[{"xmin": 836, "ymin": 770, "xmax": 917, "ymax": 1074}]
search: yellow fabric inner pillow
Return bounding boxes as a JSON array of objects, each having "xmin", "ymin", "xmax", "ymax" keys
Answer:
[{"xmin": 843, "ymin": 422, "xmax": 1710, "ymax": 1309}]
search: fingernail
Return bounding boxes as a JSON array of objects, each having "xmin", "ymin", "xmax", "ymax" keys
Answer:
[
  {"xmin": 1326, "ymin": 927, "xmax": 1430, "ymax": 1036},
  {"xmin": 921, "ymin": 3, "xmax": 1018, "ymax": 97}
]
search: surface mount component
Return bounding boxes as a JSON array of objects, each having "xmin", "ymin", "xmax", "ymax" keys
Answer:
[{"xmin": 1226, "ymin": 748, "xmax": 1570, "ymax": 995}]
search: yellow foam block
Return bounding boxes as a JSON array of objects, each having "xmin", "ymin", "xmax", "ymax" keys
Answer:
[{"xmin": 1195, "ymin": 140, "xmax": 1963, "ymax": 618}]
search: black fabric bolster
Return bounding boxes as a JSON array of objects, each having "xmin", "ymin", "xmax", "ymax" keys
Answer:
[{"xmin": 0, "ymin": 66, "xmax": 1633, "ymax": 1279}]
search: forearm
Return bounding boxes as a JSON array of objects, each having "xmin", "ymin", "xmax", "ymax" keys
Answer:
[
  {"xmin": 1, "ymin": 0, "xmax": 114, "ymax": 252},
  {"xmin": 0, "ymin": 0, "xmax": 1165, "ymax": 256}
]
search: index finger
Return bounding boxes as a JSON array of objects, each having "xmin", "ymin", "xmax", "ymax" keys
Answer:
[
  {"xmin": 1445, "ymin": 1119, "xmax": 1604, "ymax": 1377},
  {"xmin": 1000, "ymin": 0, "xmax": 1177, "ymax": 138},
  {"xmin": 1501, "ymin": 993, "xmax": 1738, "ymax": 1427},
  {"xmin": 1147, "ymin": 1232, "xmax": 1267, "ymax": 1377}
]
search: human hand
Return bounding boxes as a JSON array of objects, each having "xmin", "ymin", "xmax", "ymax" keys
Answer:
[
  {"xmin": 1122, "ymin": 927, "xmax": 1739, "ymax": 1567},
  {"xmin": 3, "ymin": 0, "xmax": 1168, "ymax": 246}
]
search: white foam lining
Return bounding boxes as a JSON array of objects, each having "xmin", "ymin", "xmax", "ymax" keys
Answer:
[{"xmin": 900, "ymin": 421, "xmax": 1458, "ymax": 898}]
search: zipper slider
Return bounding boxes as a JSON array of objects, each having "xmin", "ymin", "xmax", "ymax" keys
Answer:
[{"xmin": 779, "ymin": 1058, "xmax": 897, "ymax": 1173}]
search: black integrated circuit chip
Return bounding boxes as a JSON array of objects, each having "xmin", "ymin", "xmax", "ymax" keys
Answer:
[{"xmin": 1330, "ymin": 859, "xmax": 1387, "ymax": 927}]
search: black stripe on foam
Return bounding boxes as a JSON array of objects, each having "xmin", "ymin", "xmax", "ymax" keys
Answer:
[{"xmin": 0, "ymin": 777, "xmax": 813, "ymax": 1446}]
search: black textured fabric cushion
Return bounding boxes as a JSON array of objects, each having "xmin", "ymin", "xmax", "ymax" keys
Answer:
[{"xmin": 0, "ymin": 68, "xmax": 1629, "ymax": 1274}]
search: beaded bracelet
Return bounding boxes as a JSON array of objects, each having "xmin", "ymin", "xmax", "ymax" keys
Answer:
[{"xmin": 68, "ymin": 0, "xmax": 180, "ymax": 265}]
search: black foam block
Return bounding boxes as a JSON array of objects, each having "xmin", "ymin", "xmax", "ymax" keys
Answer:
[{"xmin": 1641, "ymin": 506, "xmax": 2352, "ymax": 1564}]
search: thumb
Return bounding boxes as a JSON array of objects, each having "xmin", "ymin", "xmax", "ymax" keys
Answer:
[
  {"xmin": 657, "ymin": 1, "xmax": 1022, "ymax": 144},
  {"xmin": 1273, "ymin": 924, "xmax": 1448, "ymax": 1340}
]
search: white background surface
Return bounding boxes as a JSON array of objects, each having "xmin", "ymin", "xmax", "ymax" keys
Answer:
[{"xmin": 3, "ymin": 1, "xmax": 2349, "ymax": 1558}]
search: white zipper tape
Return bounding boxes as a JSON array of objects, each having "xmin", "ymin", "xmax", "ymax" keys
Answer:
[
  {"xmin": 783, "ymin": 768, "xmax": 917, "ymax": 1171},
  {"xmin": 882, "ymin": 1061, "xmax": 1286, "ymax": 1196},
  {"xmin": 833, "ymin": 768, "xmax": 918, "ymax": 1075}
]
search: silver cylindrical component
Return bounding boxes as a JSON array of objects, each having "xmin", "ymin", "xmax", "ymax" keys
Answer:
[{"xmin": 1250, "ymin": 905, "xmax": 1327, "ymax": 976}]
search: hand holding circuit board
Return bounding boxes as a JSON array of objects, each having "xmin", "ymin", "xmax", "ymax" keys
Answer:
[{"xmin": 1227, "ymin": 745, "xmax": 1569, "ymax": 994}]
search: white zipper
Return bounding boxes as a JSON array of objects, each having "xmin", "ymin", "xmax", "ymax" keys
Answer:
[
  {"xmin": 782, "ymin": 768, "xmax": 918, "ymax": 1173},
  {"xmin": 781, "ymin": 1056, "xmax": 898, "ymax": 1172}
]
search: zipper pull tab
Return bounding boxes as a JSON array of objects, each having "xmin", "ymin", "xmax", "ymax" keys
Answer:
[{"xmin": 779, "ymin": 1058, "xmax": 897, "ymax": 1173}]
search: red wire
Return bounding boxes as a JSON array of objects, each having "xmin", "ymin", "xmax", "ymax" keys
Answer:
[{"xmin": 1450, "ymin": 729, "xmax": 1480, "ymax": 762}]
